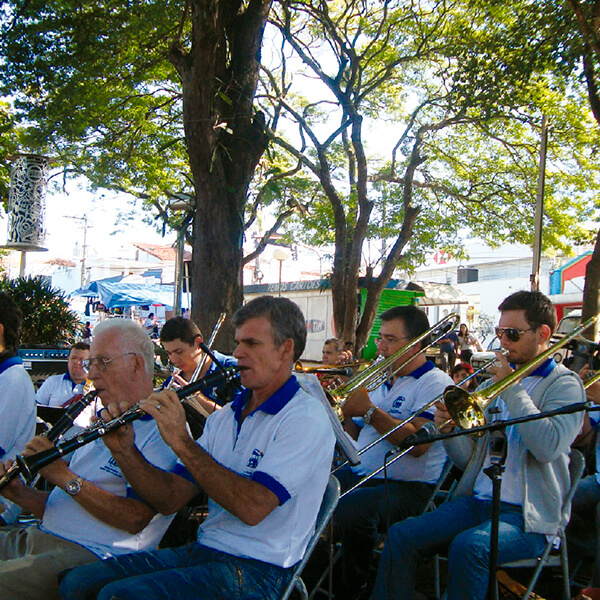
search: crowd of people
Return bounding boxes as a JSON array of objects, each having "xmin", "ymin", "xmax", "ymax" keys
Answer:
[{"xmin": 0, "ymin": 288, "xmax": 599, "ymax": 599}]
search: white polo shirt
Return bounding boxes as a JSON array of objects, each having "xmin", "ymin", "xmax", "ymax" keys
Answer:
[
  {"xmin": 352, "ymin": 361, "xmax": 452, "ymax": 484},
  {"xmin": 40, "ymin": 415, "xmax": 178, "ymax": 559},
  {"xmin": 36, "ymin": 373, "xmax": 98, "ymax": 430},
  {"xmin": 175, "ymin": 376, "xmax": 335, "ymax": 568},
  {"xmin": 0, "ymin": 357, "xmax": 36, "ymax": 461}
]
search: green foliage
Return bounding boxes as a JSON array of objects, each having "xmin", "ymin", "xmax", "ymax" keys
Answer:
[
  {"xmin": 0, "ymin": 276, "xmax": 81, "ymax": 346},
  {"xmin": 0, "ymin": 101, "xmax": 21, "ymax": 209}
]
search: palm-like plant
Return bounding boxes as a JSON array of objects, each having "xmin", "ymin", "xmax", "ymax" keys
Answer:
[{"xmin": 0, "ymin": 276, "xmax": 80, "ymax": 346}]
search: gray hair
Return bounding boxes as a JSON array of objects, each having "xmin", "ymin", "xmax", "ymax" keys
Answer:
[
  {"xmin": 233, "ymin": 296, "xmax": 307, "ymax": 361},
  {"xmin": 93, "ymin": 318, "xmax": 155, "ymax": 374}
]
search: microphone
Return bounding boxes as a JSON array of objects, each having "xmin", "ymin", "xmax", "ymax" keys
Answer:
[{"xmin": 400, "ymin": 421, "xmax": 439, "ymax": 449}]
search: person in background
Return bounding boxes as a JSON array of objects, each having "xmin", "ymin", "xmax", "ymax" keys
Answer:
[
  {"xmin": 82, "ymin": 322, "xmax": 92, "ymax": 344},
  {"xmin": 438, "ymin": 328, "xmax": 459, "ymax": 372},
  {"xmin": 58, "ymin": 296, "xmax": 336, "ymax": 600},
  {"xmin": 334, "ymin": 305, "xmax": 453, "ymax": 599},
  {"xmin": 160, "ymin": 316, "xmax": 237, "ymax": 414},
  {"xmin": 36, "ymin": 342, "xmax": 97, "ymax": 431},
  {"xmin": 143, "ymin": 312, "xmax": 157, "ymax": 337},
  {"xmin": 450, "ymin": 362, "xmax": 477, "ymax": 392},
  {"xmin": 0, "ymin": 319, "xmax": 179, "ymax": 600},
  {"xmin": 371, "ymin": 290, "xmax": 585, "ymax": 600},
  {"xmin": 0, "ymin": 292, "xmax": 36, "ymax": 525},
  {"xmin": 457, "ymin": 323, "xmax": 482, "ymax": 364}
]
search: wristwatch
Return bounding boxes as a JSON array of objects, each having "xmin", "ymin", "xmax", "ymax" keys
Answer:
[
  {"xmin": 363, "ymin": 406, "xmax": 378, "ymax": 425},
  {"xmin": 65, "ymin": 477, "xmax": 84, "ymax": 496}
]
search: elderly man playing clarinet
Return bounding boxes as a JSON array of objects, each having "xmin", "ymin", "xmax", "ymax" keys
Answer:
[
  {"xmin": 59, "ymin": 295, "xmax": 336, "ymax": 600},
  {"xmin": 0, "ymin": 319, "xmax": 178, "ymax": 600},
  {"xmin": 371, "ymin": 290, "xmax": 585, "ymax": 600}
]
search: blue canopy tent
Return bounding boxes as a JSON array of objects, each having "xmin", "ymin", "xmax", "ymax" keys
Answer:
[{"xmin": 72, "ymin": 280, "xmax": 189, "ymax": 309}]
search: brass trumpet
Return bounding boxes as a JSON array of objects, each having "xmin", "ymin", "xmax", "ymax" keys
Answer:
[
  {"xmin": 327, "ymin": 312, "xmax": 461, "ymax": 420},
  {"xmin": 443, "ymin": 313, "xmax": 600, "ymax": 435}
]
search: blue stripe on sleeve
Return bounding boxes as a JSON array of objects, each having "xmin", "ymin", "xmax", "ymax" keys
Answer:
[
  {"xmin": 253, "ymin": 471, "xmax": 291, "ymax": 505},
  {"xmin": 173, "ymin": 463, "xmax": 197, "ymax": 485}
]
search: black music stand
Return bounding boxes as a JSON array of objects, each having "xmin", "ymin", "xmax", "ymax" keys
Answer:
[{"xmin": 484, "ymin": 429, "xmax": 508, "ymax": 600}]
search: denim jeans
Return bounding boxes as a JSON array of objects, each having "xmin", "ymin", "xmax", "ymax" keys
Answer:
[
  {"xmin": 334, "ymin": 468, "xmax": 433, "ymax": 595},
  {"xmin": 59, "ymin": 543, "xmax": 293, "ymax": 600},
  {"xmin": 370, "ymin": 495, "xmax": 547, "ymax": 600},
  {"xmin": 567, "ymin": 474, "xmax": 600, "ymax": 586}
]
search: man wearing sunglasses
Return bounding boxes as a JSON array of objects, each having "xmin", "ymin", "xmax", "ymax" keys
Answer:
[
  {"xmin": 0, "ymin": 318, "xmax": 179, "ymax": 600},
  {"xmin": 371, "ymin": 290, "xmax": 585, "ymax": 600}
]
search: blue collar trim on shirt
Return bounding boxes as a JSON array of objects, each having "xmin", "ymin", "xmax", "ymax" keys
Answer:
[
  {"xmin": 0, "ymin": 356, "xmax": 21, "ymax": 376},
  {"xmin": 525, "ymin": 357, "xmax": 556, "ymax": 378},
  {"xmin": 408, "ymin": 360, "xmax": 435, "ymax": 379},
  {"xmin": 62, "ymin": 371, "xmax": 75, "ymax": 384},
  {"xmin": 231, "ymin": 375, "xmax": 300, "ymax": 422}
]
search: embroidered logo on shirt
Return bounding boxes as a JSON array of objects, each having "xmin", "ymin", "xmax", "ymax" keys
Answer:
[
  {"xmin": 100, "ymin": 456, "xmax": 123, "ymax": 478},
  {"xmin": 246, "ymin": 448, "xmax": 264, "ymax": 470},
  {"xmin": 392, "ymin": 396, "xmax": 406, "ymax": 410}
]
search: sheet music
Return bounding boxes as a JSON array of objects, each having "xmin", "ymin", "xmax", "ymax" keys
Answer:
[{"xmin": 296, "ymin": 372, "xmax": 361, "ymax": 466}]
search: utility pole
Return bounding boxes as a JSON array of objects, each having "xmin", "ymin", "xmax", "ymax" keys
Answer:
[
  {"xmin": 65, "ymin": 215, "xmax": 90, "ymax": 288},
  {"xmin": 531, "ymin": 115, "xmax": 549, "ymax": 292}
]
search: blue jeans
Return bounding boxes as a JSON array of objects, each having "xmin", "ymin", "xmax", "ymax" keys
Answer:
[
  {"xmin": 59, "ymin": 543, "xmax": 293, "ymax": 600},
  {"xmin": 370, "ymin": 495, "xmax": 547, "ymax": 600},
  {"xmin": 567, "ymin": 474, "xmax": 600, "ymax": 586},
  {"xmin": 334, "ymin": 468, "xmax": 433, "ymax": 594}
]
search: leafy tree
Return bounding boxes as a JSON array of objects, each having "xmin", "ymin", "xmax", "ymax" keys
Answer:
[
  {"xmin": 265, "ymin": 0, "xmax": 598, "ymax": 351},
  {"xmin": 0, "ymin": 101, "xmax": 20, "ymax": 209},
  {"xmin": 0, "ymin": 276, "xmax": 81, "ymax": 345},
  {"xmin": 0, "ymin": 0, "xmax": 278, "ymax": 346}
]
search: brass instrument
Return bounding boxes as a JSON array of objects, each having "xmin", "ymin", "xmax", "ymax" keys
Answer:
[
  {"xmin": 443, "ymin": 313, "xmax": 600, "ymax": 435},
  {"xmin": 327, "ymin": 312, "xmax": 461, "ymax": 420},
  {"xmin": 332, "ymin": 351, "xmax": 506, "ymax": 474},
  {"xmin": 294, "ymin": 360, "xmax": 369, "ymax": 374}
]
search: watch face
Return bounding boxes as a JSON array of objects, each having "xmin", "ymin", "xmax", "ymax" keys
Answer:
[{"xmin": 65, "ymin": 479, "xmax": 82, "ymax": 496}]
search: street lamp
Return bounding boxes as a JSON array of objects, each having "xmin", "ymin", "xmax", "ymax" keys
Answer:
[
  {"xmin": 168, "ymin": 194, "xmax": 194, "ymax": 316},
  {"xmin": 272, "ymin": 247, "xmax": 291, "ymax": 297}
]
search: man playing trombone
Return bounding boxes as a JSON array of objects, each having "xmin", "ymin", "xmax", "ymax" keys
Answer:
[
  {"xmin": 334, "ymin": 305, "xmax": 453, "ymax": 599},
  {"xmin": 371, "ymin": 290, "xmax": 585, "ymax": 600}
]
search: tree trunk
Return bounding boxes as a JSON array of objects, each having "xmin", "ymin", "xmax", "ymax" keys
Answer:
[
  {"xmin": 170, "ymin": 0, "xmax": 272, "ymax": 351},
  {"xmin": 582, "ymin": 226, "xmax": 600, "ymax": 340}
]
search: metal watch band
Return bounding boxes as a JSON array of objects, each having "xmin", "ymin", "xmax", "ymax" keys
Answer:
[{"xmin": 363, "ymin": 406, "xmax": 377, "ymax": 425}]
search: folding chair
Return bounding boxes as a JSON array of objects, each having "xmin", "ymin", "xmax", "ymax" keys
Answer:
[
  {"xmin": 280, "ymin": 475, "xmax": 341, "ymax": 600},
  {"xmin": 500, "ymin": 448, "xmax": 585, "ymax": 600}
]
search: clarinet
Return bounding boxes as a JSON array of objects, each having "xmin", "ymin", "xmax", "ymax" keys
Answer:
[
  {"xmin": 0, "ymin": 367, "xmax": 241, "ymax": 491},
  {"xmin": 43, "ymin": 389, "xmax": 100, "ymax": 443}
]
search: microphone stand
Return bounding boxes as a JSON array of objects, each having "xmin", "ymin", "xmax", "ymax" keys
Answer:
[{"xmin": 485, "ymin": 428, "xmax": 507, "ymax": 600}]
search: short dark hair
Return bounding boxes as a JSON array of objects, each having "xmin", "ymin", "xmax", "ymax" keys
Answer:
[
  {"xmin": 233, "ymin": 296, "xmax": 307, "ymax": 361},
  {"xmin": 498, "ymin": 290, "xmax": 557, "ymax": 334},
  {"xmin": 160, "ymin": 317, "xmax": 202, "ymax": 346},
  {"xmin": 379, "ymin": 305, "xmax": 431, "ymax": 347},
  {"xmin": 0, "ymin": 292, "xmax": 23, "ymax": 354},
  {"xmin": 70, "ymin": 342, "xmax": 90, "ymax": 353}
]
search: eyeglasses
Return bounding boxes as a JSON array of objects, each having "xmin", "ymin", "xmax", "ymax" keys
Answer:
[
  {"xmin": 82, "ymin": 352, "xmax": 137, "ymax": 372},
  {"xmin": 495, "ymin": 327, "xmax": 532, "ymax": 342}
]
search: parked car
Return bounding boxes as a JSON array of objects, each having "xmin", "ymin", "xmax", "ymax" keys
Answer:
[{"xmin": 470, "ymin": 337, "xmax": 503, "ymax": 378}]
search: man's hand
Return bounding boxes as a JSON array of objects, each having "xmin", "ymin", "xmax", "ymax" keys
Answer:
[
  {"xmin": 434, "ymin": 400, "xmax": 455, "ymax": 433},
  {"xmin": 0, "ymin": 458, "xmax": 26, "ymax": 501},
  {"xmin": 99, "ymin": 401, "xmax": 136, "ymax": 454},
  {"xmin": 340, "ymin": 387, "xmax": 373, "ymax": 419},
  {"xmin": 24, "ymin": 436, "xmax": 71, "ymax": 486},
  {"xmin": 139, "ymin": 390, "xmax": 191, "ymax": 452},
  {"xmin": 492, "ymin": 350, "xmax": 515, "ymax": 383}
]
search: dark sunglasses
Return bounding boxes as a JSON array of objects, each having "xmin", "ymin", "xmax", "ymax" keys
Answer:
[{"xmin": 495, "ymin": 327, "xmax": 532, "ymax": 342}]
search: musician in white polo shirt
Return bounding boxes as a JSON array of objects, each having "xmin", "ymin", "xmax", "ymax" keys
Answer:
[
  {"xmin": 59, "ymin": 296, "xmax": 336, "ymax": 600},
  {"xmin": 0, "ymin": 319, "xmax": 178, "ymax": 600}
]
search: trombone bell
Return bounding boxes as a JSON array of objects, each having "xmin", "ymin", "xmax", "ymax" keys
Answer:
[{"xmin": 443, "ymin": 386, "xmax": 487, "ymax": 436}]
